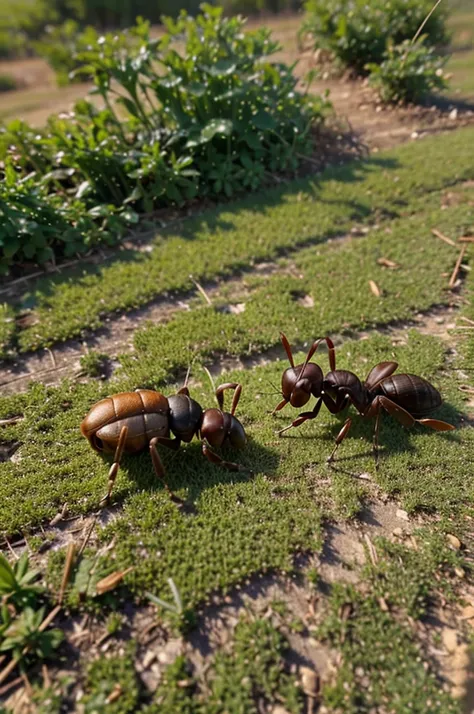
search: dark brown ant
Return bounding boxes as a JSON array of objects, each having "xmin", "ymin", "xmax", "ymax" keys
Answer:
[{"xmin": 273, "ymin": 333, "xmax": 455, "ymax": 465}]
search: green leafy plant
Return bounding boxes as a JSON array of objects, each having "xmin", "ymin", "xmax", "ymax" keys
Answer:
[
  {"xmin": 0, "ymin": 606, "xmax": 63, "ymax": 661},
  {"xmin": 146, "ymin": 578, "xmax": 196, "ymax": 633},
  {"xmin": 299, "ymin": 0, "xmax": 450, "ymax": 74},
  {"xmin": 34, "ymin": 21, "xmax": 138, "ymax": 87},
  {"xmin": 367, "ymin": 38, "xmax": 448, "ymax": 104},
  {"xmin": 0, "ymin": 552, "xmax": 42, "ymax": 609},
  {"xmin": 0, "ymin": 5, "xmax": 329, "ymax": 275}
]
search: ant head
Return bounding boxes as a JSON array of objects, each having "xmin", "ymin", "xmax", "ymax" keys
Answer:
[
  {"xmin": 281, "ymin": 363, "xmax": 323, "ymax": 407},
  {"xmin": 279, "ymin": 332, "xmax": 325, "ymax": 405},
  {"xmin": 201, "ymin": 383, "xmax": 246, "ymax": 448}
]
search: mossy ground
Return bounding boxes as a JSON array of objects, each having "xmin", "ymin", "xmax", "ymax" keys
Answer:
[
  {"xmin": 2, "ymin": 125, "xmax": 474, "ymax": 355},
  {"xmin": 0, "ymin": 120, "xmax": 473, "ymax": 710}
]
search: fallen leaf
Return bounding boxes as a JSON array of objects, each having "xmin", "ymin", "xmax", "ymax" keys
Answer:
[
  {"xmin": 96, "ymin": 567, "xmax": 134, "ymax": 596},
  {"xmin": 377, "ymin": 257, "xmax": 399, "ymax": 269},
  {"xmin": 106, "ymin": 684, "xmax": 123, "ymax": 704},
  {"xmin": 369, "ymin": 280, "xmax": 381, "ymax": 297}
]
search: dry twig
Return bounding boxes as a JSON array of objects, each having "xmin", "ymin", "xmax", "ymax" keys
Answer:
[
  {"xmin": 448, "ymin": 246, "xmax": 467, "ymax": 289},
  {"xmin": 431, "ymin": 228, "xmax": 456, "ymax": 247}
]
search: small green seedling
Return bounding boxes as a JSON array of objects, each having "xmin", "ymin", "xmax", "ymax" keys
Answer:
[
  {"xmin": 0, "ymin": 607, "xmax": 63, "ymax": 662},
  {"xmin": 0, "ymin": 552, "xmax": 43, "ymax": 609},
  {"xmin": 146, "ymin": 578, "xmax": 196, "ymax": 633}
]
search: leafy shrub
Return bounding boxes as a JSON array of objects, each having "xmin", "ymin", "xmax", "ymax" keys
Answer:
[
  {"xmin": 34, "ymin": 21, "xmax": 139, "ymax": 87},
  {"xmin": 34, "ymin": 20, "xmax": 93, "ymax": 86},
  {"xmin": 0, "ymin": 74, "xmax": 17, "ymax": 92},
  {"xmin": 0, "ymin": 160, "xmax": 129, "ymax": 275},
  {"xmin": 367, "ymin": 39, "xmax": 448, "ymax": 104},
  {"xmin": 0, "ymin": 5, "xmax": 329, "ymax": 274},
  {"xmin": 299, "ymin": 0, "xmax": 450, "ymax": 74}
]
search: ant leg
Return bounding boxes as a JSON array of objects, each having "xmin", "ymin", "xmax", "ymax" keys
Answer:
[
  {"xmin": 202, "ymin": 441, "xmax": 248, "ymax": 473},
  {"xmin": 101, "ymin": 425, "xmax": 128, "ymax": 505},
  {"xmin": 277, "ymin": 398, "xmax": 323, "ymax": 436},
  {"xmin": 149, "ymin": 437, "xmax": 183, "ymax": 504},
  {"xmin": 365, "ymin": 396, "xmax": 415, "ymax": 427},
  {"xmin": 272, "ymin": 398, "xmax": 288, "ymax": 415},
  {"xmin": 327, "ymin": 418, "xmax": 352, "ymax": 463},
  {"xmin": 321, "ymin": 391, "xmax": 347, "ymax": 415},
  {"xmin": 417, "ymin": 418, "xmax": 455, "ymax": 431},
  {"xmin": 373, "ymin": 408, "xmax": 381, "ymax": 469}
]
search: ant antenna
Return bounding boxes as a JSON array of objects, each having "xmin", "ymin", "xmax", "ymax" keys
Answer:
[
  {"xmin": 203, "ymin": 366, "xmax": 217, "ymax": 400},
  {"xmin": 183, "ymin": 364, "xmax": 191, "ymax": 389}
]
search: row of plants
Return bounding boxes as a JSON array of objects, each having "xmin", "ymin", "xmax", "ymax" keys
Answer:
[
  {"xmin": 299, "ymin": 0, "xmax": 451, "ymax": 103},
  {"xmin": 0, "ymin": 5, "xmax": 330, "ymax": 275},
  {"xmin": 0, "ymin": 0, "xmax": 299, "ymax": 60}
]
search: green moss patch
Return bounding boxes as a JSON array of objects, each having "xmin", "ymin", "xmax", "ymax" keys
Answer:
[
  {"xmin": 319, "ymin": 585, "xmax": 461, "ymax": 714},
  {"xmin": 121, "ymin": 196, "xmax": 473, "ymax": 386},
  {"xmin": 1, "ymin": 334, "xmax": 471, "ymax": 544},
  {"xmin": 5, "ymin": 125, "xmax": 474, "ymax": 355}
]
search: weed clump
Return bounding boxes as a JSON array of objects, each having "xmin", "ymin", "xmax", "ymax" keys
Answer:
[{"xmin": 367, "ymin": 39, "xmax": 448, "ymax": 104}]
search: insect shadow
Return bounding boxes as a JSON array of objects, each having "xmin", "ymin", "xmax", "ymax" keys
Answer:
[
  {"xmin": 274, "ymin": 398, "xmax": 461, "ymax": 468},
  {"xmin": 106, "ymin": 435, "xmax": 278, "ymax": 514}
]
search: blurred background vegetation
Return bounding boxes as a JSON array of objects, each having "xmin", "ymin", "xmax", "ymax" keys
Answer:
[{"xmin": 0, "ymin": 0, "xmax": 301, "ymax": 59}]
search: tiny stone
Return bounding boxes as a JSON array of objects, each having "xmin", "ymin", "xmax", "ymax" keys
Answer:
[
  {"xmin": 300, "ymin": 666, "xmax": 319, "ymax": 697},
  {"xmin": 450, "ymin": 667, "xmax": 469, "ymax": 687},
  {"xmin": 355, "ymin": 666, "xmax": 365, "ymax": 677},
  {"xmin": 396, "ymin": 509, "xmax": 409, "ymax": 521},
  {"xmin": 272, "ymin": 707, "xmax": 292, "ymax": 714},
  {"xmin": 411, "ymin": 131, "xmax": 419, "ymax": 139},
  {"xmin": 454, "ymin": 567, "xmax": 465, "ymax": 579},
  {"xmin": 446, "ymin": 534, "xmax": 462, "ymax": 550},
  {"xmin": 449, "ymin": 108, "xmax": 458, "ymax": 120},
  {"xmin": 392, "ymin": 527, "xmax": 404, "ymax": 537}
]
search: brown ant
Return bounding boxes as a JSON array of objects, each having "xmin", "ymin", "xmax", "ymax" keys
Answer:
[{"xmin": 273, "ymin": 333, "xmax": 455, "ymax": 465}]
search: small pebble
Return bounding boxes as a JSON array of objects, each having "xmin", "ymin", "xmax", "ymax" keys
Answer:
[
  {"xmin": 300, "ymin": 666, "xmax": 319, "ymax": 697},
  {"xmin": 446, "ymin": 534, "xmax": 461, "ymax": 550},
  {"xmin": 396, "ymin": 509, "xmax": 409, "ymax": 521}
]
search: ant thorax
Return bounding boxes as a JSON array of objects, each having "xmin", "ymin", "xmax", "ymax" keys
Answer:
[{"xmin": 168, "ymin": 393, "xmax": 203, "ymax": 442}]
